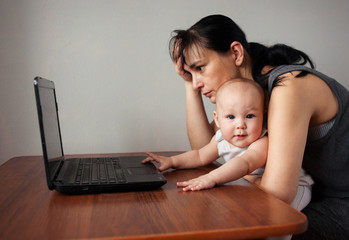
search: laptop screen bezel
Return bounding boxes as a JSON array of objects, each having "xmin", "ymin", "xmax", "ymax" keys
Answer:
[{"xmin": 34, "ymin": 77, "xmax": 65, "ymax": 190}]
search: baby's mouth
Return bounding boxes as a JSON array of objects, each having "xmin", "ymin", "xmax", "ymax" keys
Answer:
[{"xmin": 235, "ymin": 134, "xmax": 247, "ymax": 139}]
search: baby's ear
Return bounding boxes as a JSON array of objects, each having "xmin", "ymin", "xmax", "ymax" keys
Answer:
[{"xmin": 213, "ymin": 111, "xmax": 220, "ymax": 128}]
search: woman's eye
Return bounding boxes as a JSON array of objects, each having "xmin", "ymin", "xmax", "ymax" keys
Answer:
[
  {"xmin": 227, "ymin": 115, "xmax": 235, "ymax": 119},
  {"xmin": 197, "ymin": 66, "xmax": 204, "ymax": 71},
  {"xmin": 246, "ymin": 114, "xmax": 255, "ymax": 119}
]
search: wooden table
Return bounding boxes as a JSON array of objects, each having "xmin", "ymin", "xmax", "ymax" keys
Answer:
[{"xmin": 0, "ymin": 152, "xmax": 307, "ymax": 240}]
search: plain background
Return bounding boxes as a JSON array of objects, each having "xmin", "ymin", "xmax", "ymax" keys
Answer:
[{"xmin": 1, "ymin": 0, "xmax": 349, "ymax": 165}]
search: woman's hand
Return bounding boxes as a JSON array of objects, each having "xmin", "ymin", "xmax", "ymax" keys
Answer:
[
  {"xmin": 142, "ymin": 152, "xmax": 174, "ymax": 172},
  {"xmin": 177, "ymin": 173, "xmax": 217, "ymax": 191},
  {"xmin": 172, "ymin": 39, "xmax": 192, "ymax": 83},
  {"xmin": 174, "ymin": 56, "xmax": 192, "ymax": 83}
]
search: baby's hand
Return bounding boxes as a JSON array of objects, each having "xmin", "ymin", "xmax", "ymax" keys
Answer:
[
  {"xmin": 177, "ymin": 174, "xmax": 216, "ymax": 191},
  {"xmin": 142, "ymin": 152, "xmax": 173, "ymax": 172}
]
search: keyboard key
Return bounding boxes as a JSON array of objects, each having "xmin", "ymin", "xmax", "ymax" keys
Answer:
[
  {"xmin": 99, "ymin": 164, "xmax": 107, "ymax": 183},
  {"xmin": 91, "ymin": 163, "xmax": 98, "ymax": 183},
  {"xmin": 115, "ymin": 169, "xmax": 126, "ymax": 183},
  {"xmin": 82, "ymin": 164, "xmax": 90, "ymax": 184},
  {"xmin": 112, "ymin": 158, "xmax": 121, "ymax": 168},
  {"xmin": 106, "ymin": 164, "xmax": 116, "ymax": 183}
]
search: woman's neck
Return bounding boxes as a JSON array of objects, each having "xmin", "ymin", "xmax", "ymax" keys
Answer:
[{"xmin": 239, "ymin": 54, "xmax": 253, "ymax": 80}]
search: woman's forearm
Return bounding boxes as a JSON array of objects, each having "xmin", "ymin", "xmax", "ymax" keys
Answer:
[{"xmin": 185, "ymin": 81, "xmax": 215, "ymax": 149}]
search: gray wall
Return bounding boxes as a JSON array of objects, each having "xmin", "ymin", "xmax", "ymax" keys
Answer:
[{"xmin": 1, "ymin": 0, "xmax": 349, "ymax": 165}]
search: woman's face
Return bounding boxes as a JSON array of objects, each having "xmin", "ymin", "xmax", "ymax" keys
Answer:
[{"xmin": 183, "ymin": 47, "xmax": 239, "ymax": 103}]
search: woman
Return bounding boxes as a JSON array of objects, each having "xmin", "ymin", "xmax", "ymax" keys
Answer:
[{"xmin": 169, "ymin": 14, "xmax": 349, "ymax": 239}]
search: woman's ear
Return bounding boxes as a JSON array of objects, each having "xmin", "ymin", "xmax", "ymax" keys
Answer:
[
  {"xmin": 213, "ymin": 111, "xmax": 220, "ymax": 129},
  {"xmin": 230, "ymin": 41, "xmax": 245, "ymax": 67}
]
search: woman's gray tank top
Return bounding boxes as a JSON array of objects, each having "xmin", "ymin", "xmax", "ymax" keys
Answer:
[{"xmin": 268, "ymin": 65, "xmax": 349, "ymax": 198}]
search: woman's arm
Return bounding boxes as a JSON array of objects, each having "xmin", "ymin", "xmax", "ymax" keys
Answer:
[
  {"xmin": 259, "ymin": 74, "xmax": 316, "ymax": 204},
  {"xmin": 184, "ymin": 81, "xmax": 216, "ymax": 149},
  {"xmin": 174, "ymin": 56, "xmax": 216, "ymax": 149}
]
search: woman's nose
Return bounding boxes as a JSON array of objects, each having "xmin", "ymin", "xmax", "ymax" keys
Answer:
[{"xmin": 192, "ymin": 75, "xmax": 203, "ymax": 90}]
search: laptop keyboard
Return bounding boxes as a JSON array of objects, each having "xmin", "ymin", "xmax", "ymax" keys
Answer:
[{"xmin": 75, "ymin": 158, "xmax": 126, "ymax": 184}]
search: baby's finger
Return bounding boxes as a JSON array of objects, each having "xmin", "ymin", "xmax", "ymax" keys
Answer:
[
  {"xmin": 145, "ymin": 152, "xmax": 161, "ymax": 160},
  {"xmin": 157, "ymin": 164, "xmax": 168, "ymax": 172},
  {"xmin": 177, "ymin": 181, "xmax": 189, "ymax": 187},
  {"xmin": 177, "ymin": 180, "xmax": 195, "ymax": 191},
  {"xmin": 183, "ymin": 183, "xmax": 201, "ymax": 192},
  {"xmin": 182, "ymin": 186, "xmax": 193, "ymax": 192},
  {"xmin": 141, "ymin": 157, "xmax": 153, "ymax": 163}
]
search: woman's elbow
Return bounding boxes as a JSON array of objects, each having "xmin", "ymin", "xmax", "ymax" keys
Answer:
[
  {"xmin": 259, "ymin": 182, "xmax": 298, "ymax": 205},
  {"xmin": 278, "ymin": 191, "xmax": 297, "ymax": 205}
]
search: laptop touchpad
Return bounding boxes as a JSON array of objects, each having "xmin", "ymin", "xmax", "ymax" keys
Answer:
[{"xmin": 127, "ymin": 167, "xmax": 154, "ymax": 175}]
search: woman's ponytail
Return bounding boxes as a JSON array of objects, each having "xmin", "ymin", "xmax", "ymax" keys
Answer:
[{"xmin": 249, "ymin": 42, "xmax": 314, "ymax": 87}]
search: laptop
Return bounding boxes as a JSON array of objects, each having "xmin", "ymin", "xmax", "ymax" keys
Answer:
[{"xmin": 33, "ymin": 76, "xmax": 166, "ymax": 194}]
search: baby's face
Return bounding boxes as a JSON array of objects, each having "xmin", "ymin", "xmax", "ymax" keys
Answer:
[{"xmin": 214, "ymin": 84, "xmax": 264, "ymax": 148}]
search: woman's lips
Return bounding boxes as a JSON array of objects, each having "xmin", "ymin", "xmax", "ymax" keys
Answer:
[{"xmin": 203, "ymin": 91, "xmax": 212, "ymax": 98}]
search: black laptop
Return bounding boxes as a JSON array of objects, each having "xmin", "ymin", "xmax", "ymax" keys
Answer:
[{"xmin": 34, "ymin": 76, "xmax": 166, "ymax": 194}]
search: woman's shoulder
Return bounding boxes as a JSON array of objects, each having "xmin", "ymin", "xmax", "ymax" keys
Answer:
[
  {"xmin": 268, "ymin": 66, "xmax": 339, "ymax": 127},
  {"xmin": 268, "ymin": 65, "xmax": 331, "ymax": 94},
  {"xmin": 268, "ymin": 69, "xmax": 331, "ymax": 105},
  {"xmin": 270, "ymin": 70, "xmax": 311, "ymax": 95},
  {"xmin": 268, "ymin": 65, "xmax": 310, "ymax": 90}
]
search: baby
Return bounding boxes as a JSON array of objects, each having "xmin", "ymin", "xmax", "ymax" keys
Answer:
[{"xmin": 143, "ymin": 79, "xmax": 268, "ymax": 191}]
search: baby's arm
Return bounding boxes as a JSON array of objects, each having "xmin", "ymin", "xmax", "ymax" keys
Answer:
[
  {"xmin": 143, "ymin": 136, "xmax": 219, "ymax": 172},
  {"xmin": 178, "ymin": 136, "xmax": 268, "ymax": 191}
]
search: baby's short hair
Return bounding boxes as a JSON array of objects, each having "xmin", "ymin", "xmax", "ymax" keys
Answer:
[{"xmin": 216, "ymin": 78, "xmax": 265, "ymax": 107}]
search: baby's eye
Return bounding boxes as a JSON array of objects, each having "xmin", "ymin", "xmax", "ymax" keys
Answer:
[
  {"xmin": 227, "ymin": 115, "xmax": 235, "ymax": 120},
  {"xmin": 246, "ymin": 114, "xmax": 255, "ymax": 119}
]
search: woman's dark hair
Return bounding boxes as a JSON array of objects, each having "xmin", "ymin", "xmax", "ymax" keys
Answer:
[
  {"xmin": 249, "ymin": 42, "xmax": 314, "ymax": 86},
  {"xmin": 169, "ymin": 15, "xmax": 250, "ymax": 62},
  {"xmin": 169, "ymin": 14, "xmax": 314, "ymax": 88}
]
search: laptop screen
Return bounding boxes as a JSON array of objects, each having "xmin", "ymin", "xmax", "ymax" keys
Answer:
[{"xmin": 34, "ymin": 77, "xmax": 64, "ymax": 182}]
